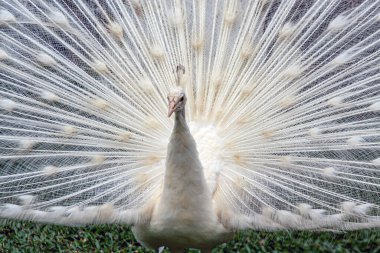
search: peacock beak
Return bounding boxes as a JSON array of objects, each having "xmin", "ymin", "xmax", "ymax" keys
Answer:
[{"xmin": 168, "ymin": 100, "xmax": 177, "ymax": 117}]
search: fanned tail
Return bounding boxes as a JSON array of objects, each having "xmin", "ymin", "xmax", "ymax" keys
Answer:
[
  {"xmin": 0, "ymin": 0, "xmax": 379, "ymax": 229},
  {"xmin": 1, "ymin": 0, "xmax": 173, "ymax": 222}
]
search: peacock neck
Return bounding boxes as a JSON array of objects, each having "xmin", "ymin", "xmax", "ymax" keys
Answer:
[
  {"xmin": 173, "ymin": 109, "xmax": 187, "ymax": 133},
  {"xmin": 162, "ymin": 108, "xmax": 210, "ymax": 200}
]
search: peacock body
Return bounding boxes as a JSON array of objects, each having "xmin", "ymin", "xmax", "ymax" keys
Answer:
[{"xmin": 0, "ymin": 0, "xmax": 379, "ymax": 252}]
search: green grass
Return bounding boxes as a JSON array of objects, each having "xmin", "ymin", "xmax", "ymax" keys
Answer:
[{"xmin": 0, "ymin": 221, "xmax": 379, "ymax": 253}]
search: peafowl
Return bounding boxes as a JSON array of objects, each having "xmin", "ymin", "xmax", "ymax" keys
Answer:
[{"xmin": 0, "ymin": 0, "xmax": 379, "ymax": 252}]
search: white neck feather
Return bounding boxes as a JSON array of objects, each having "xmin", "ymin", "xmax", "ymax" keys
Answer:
[
  {"xmin": 165, "ymin": 108, "xmax": 208, "ymax": 188},
  {"xmin": 161, "ymin": 108, "xmax": 211, "ymax": 206}
]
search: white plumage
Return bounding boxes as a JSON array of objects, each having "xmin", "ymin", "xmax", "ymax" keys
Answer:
[{"xmin": 0, "ymin": 0, "xmax": 379, "ymax": 252}]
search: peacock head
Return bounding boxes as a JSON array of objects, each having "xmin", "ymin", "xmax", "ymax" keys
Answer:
[
  {"xmin": 167, "ymin": 87, "xmax": 186, "ymax": 117},
  {"xmin": 167, "ymin": 65, "xmax": 187, "ymax": 117}
]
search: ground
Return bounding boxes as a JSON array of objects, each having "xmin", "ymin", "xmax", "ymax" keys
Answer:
[{"xmin": 0, "ymin": 221, "xmax": 379, "ymax": 252}]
